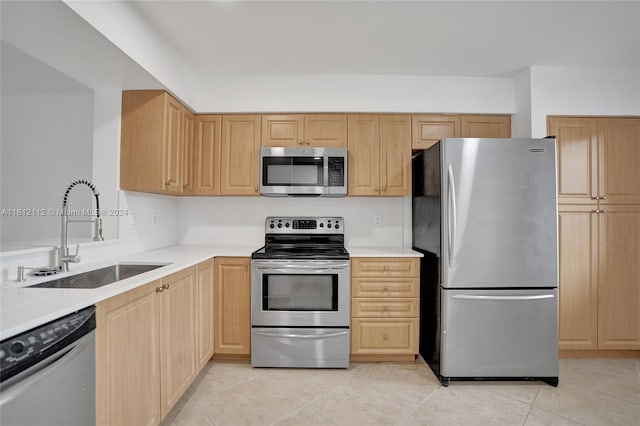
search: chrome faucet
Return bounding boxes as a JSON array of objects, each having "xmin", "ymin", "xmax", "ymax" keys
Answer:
[{"xmin": 58, "ymin": 179, "xmax": 104, "ymax": 272}]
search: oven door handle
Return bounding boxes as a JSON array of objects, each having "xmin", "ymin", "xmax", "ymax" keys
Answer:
[
  {"xmin": 252, "ymin": 330, "xmax": 349, "ymax": 339},
  {"xmin": 255, "ymin": 267, "xmax": 347, "ymax": 274}
]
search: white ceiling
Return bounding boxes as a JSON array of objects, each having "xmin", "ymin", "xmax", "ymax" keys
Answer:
[{"xmin": 132, "ymin": 0, "xmax": 640, "ymax": 77}]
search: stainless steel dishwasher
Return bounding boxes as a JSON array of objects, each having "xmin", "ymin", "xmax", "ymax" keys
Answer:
[{"xmin": 0, "ymin": 306, "xmax": 96, "ymax": 426}]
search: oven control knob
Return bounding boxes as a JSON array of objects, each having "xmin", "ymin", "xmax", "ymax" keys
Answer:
[
  {"xmin": 269, "ymin": 224, "xmax": 275, "ymax": 229},
  {"xmin": 319, "ymin": 223, "xmax": 324, "ymax": 228},
  {"xmin": 285, "ymin": 222, "xmax": 290, "ymax": 228},
  {"xmin": 277, "ymin": 223, "xmax": 283, "ymax": 228},
  {"xmin": 9, "ymin": 341, "xmax": 24, "ymax": 354},
  {"xmin": 327, "ymin": 224, "xmax": 332, "ymax": 229},
  {"xmin": 335, "ymin": 224, "xmax": 340, "ymax": 229}
]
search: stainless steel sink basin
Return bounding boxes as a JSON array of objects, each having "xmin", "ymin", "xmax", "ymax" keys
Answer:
[{"xmin": 29, "ymin": 264, "xmax": 168, "ymax": 289}]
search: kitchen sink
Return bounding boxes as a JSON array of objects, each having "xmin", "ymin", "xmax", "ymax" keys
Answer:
[{"xmin": 29, "ymin": 264, "xmax": 169, "ymax": 289}]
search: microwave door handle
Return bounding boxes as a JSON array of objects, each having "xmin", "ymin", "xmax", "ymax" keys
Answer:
[{"xmin": 323, "ymin": 157, "xmax": 329, "ymax": 187}]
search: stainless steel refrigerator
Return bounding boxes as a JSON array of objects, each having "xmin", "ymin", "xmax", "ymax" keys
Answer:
[{"xmin": 412, "ymin": 138, "xmax": 559, "ymax": 387}]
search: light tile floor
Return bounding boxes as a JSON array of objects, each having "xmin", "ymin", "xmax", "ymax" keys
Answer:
[{"xmin": 163, "ymin": 358, "xmax": 640, "ymax": 426}]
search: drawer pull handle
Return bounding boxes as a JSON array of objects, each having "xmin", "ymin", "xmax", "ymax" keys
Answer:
[{"xmin": 383, "ymin": 334, "xmax": 389, "ymax": 340}]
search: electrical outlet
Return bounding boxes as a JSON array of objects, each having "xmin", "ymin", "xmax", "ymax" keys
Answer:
[
  {"xmin": 151, "ymin": 212, "xmax": 157, "ymax": 226},
  {"xmin": 374, "ymin": 215, "xmax": 382, "ymax": 227}
]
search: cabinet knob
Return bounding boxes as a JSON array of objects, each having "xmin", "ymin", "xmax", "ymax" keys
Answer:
[
  {"xmin": 601, "ymin": 209, "xmax": 607, "ymax": 214},
  {"xmin": 383, "ymin": 285, "xmax": 389, "ymax": 291},
  {"xmin": 381, "ymin": 187, "xmax": 387, "ymax": 192},
  {"xmin": 374, "ymin": 187, "xmax": 379, "ymax": 192},
  {"xmin": 254, "ymin": 187, "xmax": 259, "ymax": 192},
  {"xmin": 383, "ymin": 305, "xmax": 389, "ymax": 311},
  {"xmin": 591, "ymin": 209, "xmax": 598, "ymax": 214},
  {"xmin": 383, "ymin": 266, "xmax": 389, "ymax": 271},
  {"xmin": 591, "ymin": 196, "xmax": 598, "ymax": 200},
  {"xmin": 163, "ymin": 283, "xmax": 170, "ymax": 290},
  {"xmin": 298, "ymin": 139, "xmax": 304, "ymax": 145},
  {"xmin": 601, "ymin": 196, "xmax": 607, "ymax": 200},
  {"xmin": 156, "ymin": 286, "xmax": 164, "ymax": 293},
  {"xmin": 383, "ymin": 334, "xmax": 389, "ymax": 340},
  {"xmin": 165, "ymin": 180, "xmax": 171, "ymax": 186},
  {"xmin": 305, "ymin": 140, "xmax": 310, "ymax": 145}
]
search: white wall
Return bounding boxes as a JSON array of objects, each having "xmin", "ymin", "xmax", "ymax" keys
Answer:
[
  {"xmin": 529, "ymin": 66, "xmax": 640, "ymax": 137},
  {"xmin": 178, "ymin": 196, "xmax": 407, "ymax": 248},
  {"xmin": 197, "ymin": 74, "xmax": 515, "ymax": 113},
  {"xmin": 512, "ymin": 68, "xmax": 532, "ymax": 137},
  {"xmin": 1, "ymin": 93, "xmax": 94, "ymax": 243}
]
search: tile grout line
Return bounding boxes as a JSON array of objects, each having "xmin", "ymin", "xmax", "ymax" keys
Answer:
[
  {"xmin": 521, "ymin": 388, "xmax": 540, "ymax": 425},
  {"xmin": 393, "ymin": 384, "xmax": 442, "ymax": 426}
]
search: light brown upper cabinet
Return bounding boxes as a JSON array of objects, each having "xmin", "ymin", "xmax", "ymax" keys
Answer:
[
  {"xmin": 220, "ymin": 115, "xmax": 261, "ymax": 196},
  {"xmin": 121, "ymin": 90, "xmax": 193, "ymax": 195},
  {"xmin": 412, "ymin": 114, "xmax": 461, "ymax": 150},
  {"xmin": 193, "ymin": 115, "xmax": 222, "ymax": 195},
  {"xmin": 459, "ymin": 114, "xmax": 511, "ymax": 138},
  {"xmin": 548, "ymin": 116, "xmax": 640, "ymax": 205},
  {"xmin": 348, "ymin": 114, "xmax": 411, "ymax": 196},
  {"xmin": 411, "ymin": 114, "xmax": 511, "ymax": 149},
  {"xmin": 261, "ymin": 114, "xmax": 347, "ymax": 147},
  {"xmin": 182, "ymin": 110, "xmax": 195, "ymax": 195}
]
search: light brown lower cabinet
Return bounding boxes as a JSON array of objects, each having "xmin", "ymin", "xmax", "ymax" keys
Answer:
[
  {"xmin": 559, "ymin": 205, "xmax": 640, "ymax": 351},
  {"xmin": 350, "ymin": 257, "xmax": 420, "ymax": 358},
  {"xmin": 214, "ymin": 257, "xmax": 251, "ymax": 356},
  {"xmin": 96, "ymin": 261, "xmax": 214, "ymax": 425}
]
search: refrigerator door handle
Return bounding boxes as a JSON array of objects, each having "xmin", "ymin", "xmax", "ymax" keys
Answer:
[
  {"xmin": 451, "ymin": 294, "xmax": 555, "ymax": 301},
  {"xmin": 447, "ymin": 163, "xmax": 457, "ymax": 267}
]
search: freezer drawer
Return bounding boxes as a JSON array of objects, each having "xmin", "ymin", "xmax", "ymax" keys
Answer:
[{"xmin": 441, "ymin": 289, "xmax": 558, "ymax": 378}]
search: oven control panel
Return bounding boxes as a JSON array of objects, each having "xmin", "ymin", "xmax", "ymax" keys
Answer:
[{"xmin": 265, "ymin": 217, "xmax": 343, "ymax": 234}]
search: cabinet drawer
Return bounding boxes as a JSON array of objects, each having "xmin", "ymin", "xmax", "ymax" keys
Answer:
[
  {"xmin": 352, "ymin": 298, "xmax": 419, "ymax": 318},
  {"xmin": 351, "ymin": 258, "xmax": 419, "ymax": 278},
  {"xmin": 351, "ymin": 278, "xmax": 419, "ymax": 298},
  {"xmin": 351, "ymin": 318, "xmax": 419, "ymax": 354}
]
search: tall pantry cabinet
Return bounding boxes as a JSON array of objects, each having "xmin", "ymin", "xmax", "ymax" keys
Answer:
[{"xmin": 549, "ymin": 116, "xmax": 640, "ymax": 353}]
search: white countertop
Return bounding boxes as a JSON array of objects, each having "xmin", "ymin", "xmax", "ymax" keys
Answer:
[
  {"xmin": 1, "ymin": 244, "xmax": 421, "ymax": 340},
  {"xmin": 347, "ymin": 246, "xmax": 423, "ymax": 257}
]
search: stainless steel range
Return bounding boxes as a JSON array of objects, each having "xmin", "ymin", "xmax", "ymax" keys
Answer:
[{"xmin": 251, "ymin": 217, "xmax": 350, "ymax": 368}]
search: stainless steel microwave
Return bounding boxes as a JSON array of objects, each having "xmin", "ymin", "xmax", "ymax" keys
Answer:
[{"xmin": 259, "ymin": 147, "xmax": 347, "ymax": 197}]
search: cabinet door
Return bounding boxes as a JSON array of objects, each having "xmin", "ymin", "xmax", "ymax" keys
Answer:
[
  {"xmin": 460, "ymin": 114, "xmax": 511, "ymax": 138},
  {"xmin": 159, "ymin": 267, "xmax": 197, "ymax": 419},
  {"xmin": 598, "ymin": 205, "xmax": 640, "ymax": 350},
  {"xmin": 548, "ymin": 116, "xmax": 599, "ymax": 205},
  {"xmin": 194, "ymin": 115, "xmax": 221, "ymax": 195},
  {"xmin": 348, "ymin": 114, "xmax": 380, "ymax": 196},
  {"xmin": 196, "ymin": 259, "xmax": 215, "ymax": 369},
  {"xmin": 163, "ymin": 96, "xmax": 183, "ymax": 194},
  {"xmin": 261, "ymin": 114, "xmax": 304, "ymax": 147},
  {"xmin": 214, "ymin": 257, "xmax": 251, "ymax": 355},
  {"xmin": 182, "ymin": 110, "xmax": 195, "ymax": 195},
  {"xmin": 598, "ymin": 118, "xmax": 640, "ymax": 205},
  {"xmin": 558, "ymin": 205, "xmax": 598, "ymax": 350},
  {"xmin": 220, "ymin": 115, "xmax": 261, "ymax": 195},
  {"xmin": 380, "ymin": 115, "xmax": 411, "ymax": 196},
  {"xmin": 412, "ymin": 114, "xmax": 460, "ymax": 150},
  {"xmin": 304, "ymin": 114, "xmax": 347, "ymax": 147},
  {"xmin": 96, "ymin": 281, "xmax": 160, "ymax": 426}
]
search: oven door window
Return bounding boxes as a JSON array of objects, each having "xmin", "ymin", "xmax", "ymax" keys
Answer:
[
  {"xmin": 262, "ymin": 274, "xmax": 338, "ymax": 311},
  {"xmin": 262, "ymin": 157, "xmax": 323, "ymax": 187}
]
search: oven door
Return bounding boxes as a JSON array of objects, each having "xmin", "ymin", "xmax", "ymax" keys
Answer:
[{"xmin": 251, "ymin": 259, "xmax": 350, "ymax": 327}]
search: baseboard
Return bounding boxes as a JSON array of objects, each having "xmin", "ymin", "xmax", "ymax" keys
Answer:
[
  {"xmin": 560, "ymin": 350, "xmax": 640, "ymax": 359},
  {"xmin": 212, "ymin": 353, "xmax": 251, "ymax": 361}
]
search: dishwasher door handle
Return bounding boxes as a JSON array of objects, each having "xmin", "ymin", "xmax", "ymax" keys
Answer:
[{"xmin": 0, "ymin": 331, "xmax": 94, "ymax": 406}]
